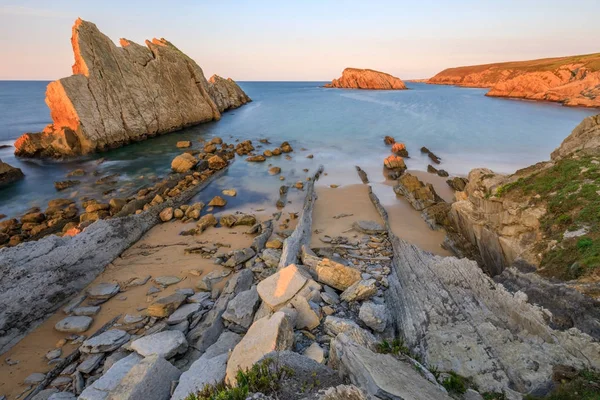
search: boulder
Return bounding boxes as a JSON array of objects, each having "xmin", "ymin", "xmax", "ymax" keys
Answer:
[
  {"xmin": 79, "ymin": 353, "xmax": 143, "ymax": 400},
  {"xmin": 167, "ymin": 303, "xmax": 201, "ymax": 325},
  {"xmin": 147, "ymin": 293, "xmax": 187, "ymax": 318},
  {"xmin": 247, "ymin": 155, "xmax": 266, "ymax": 162},
  {"xmin": 196, "ymin": 213, "xmax": 217, "ymax": 233},
  {"xmin": 207, "ymin": 155, "xmax": 227, "ymax": 170},
  {"xmin": 171, "ymin": 153, "xmax": 198, "ymax": 173},
  {"xmin": 393, "ymin": 173, "xmax": 443, "ymax": 211},
  {"xmin": 55, "ymin": 316, "xmax": 92, "ymax": 333},
  {"xmin": 222, "ymin": 188, "xmax": 237, "ymax": 197},
  {"xmin": 384, "ymin": 136, "xmax": 395, "ymax": 145},
  {"xmin": 222, "ymin": 286, "xmax": 261, "ymax": 332},
  {"xmin": 171, "ymin": 331, "xmax": 242, "ymax": 400},
  {"xmin": 108, "ymin": 354, "xmax": 181, "ymax": 400},
  {"xmin": 257, "ymin": 264, "xmax": 310, "ymax": 310},
  {"xmin": 314, "ymin": 259, "xmax": 361, "ymax": 291},
  {"xmin": 80, "ymin": 329, "xmax": 130, "ymax": 353},
  {"xmin": 290, "ymin": 295, "xmax": 320, "ymax": 330},
  {"xmin": 0, "ymin": 159, "xmax": 24, "ymax": 186},
  {"xmin": 130, "ymin": 330, "xmax": 188, "ymax": 358},
  {"xmin": 225, "ymin": 312, "xmax": 295, "ymax": 385},
  {"xmin": 383, "ymin": 155, "xmax": 406, "ymax": 170},
  {"xmin": 303, "ymin": 342, "xmax": 325, "ymax": 364},
  {"xmin": 323, "ymin": 316, "xmax": 377, "ymax": 349},
  {"xmin": 391, "ymin": 142, "xmax": 409, "ymax": 157},
  {"xmin": 358, "ymin": 302, "xmax": 388, "ymax": 332},
  {"xmin": 14, "ymin": 19, "xmax": 250, "ymax": 158},
  {"xmin": 330, "ymin": 333, "xmax": 451, "ymax": 399},
  {"xmin": 340, "ymin": 279, "xmax": 377, "ymax": 302},
  {"xmin": 176, "ymin": 141, "xmax": 191, "ymax": 148},
  {"xmin": 159, "ymin": 207, "xmax": 173, "ymax": 222},
  {"xmin": 208, "ymin": 196, "xmax": 226, "ymax": 207},
  {"xmin": 446, "ymin": 176, "xmax": 468, "ymax": 192}
]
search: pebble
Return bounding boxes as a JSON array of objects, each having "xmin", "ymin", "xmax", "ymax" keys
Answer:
[
  {"xmin": 154, "ymin": 276, "xmax": 182, "ymax": 287},
  {"xmin": 46, "ymin": 348, "xmax": 62, "ymax": 361},
  {"xmin": 24, "ymin": 372, "xmax": 46, "ymax": 384}
]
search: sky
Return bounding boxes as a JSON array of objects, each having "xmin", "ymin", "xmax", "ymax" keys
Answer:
[{"xmin": 1, "ymin": 0, "xmax": 599, "ymax": 81}]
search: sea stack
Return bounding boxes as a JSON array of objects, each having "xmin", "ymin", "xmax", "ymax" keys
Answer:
[
  {"xmin": 324, "ymin": 68, "xmax": 407, "ymax": 90},
  {"xmin": 428, "ymin": 53, "xmax": 600, "ymax": 107},
  {"xmin": 14, "ymin": 19, "xmax": 251, "ymax": 158}
]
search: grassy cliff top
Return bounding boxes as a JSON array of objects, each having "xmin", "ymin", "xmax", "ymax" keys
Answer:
[{"xmin": 432, "ymin": 52, "xmax": 600, "ymax": 77}]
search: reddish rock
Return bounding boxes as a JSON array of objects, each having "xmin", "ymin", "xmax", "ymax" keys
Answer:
[
  {"xmin": 207, "ymin": 155, "xmax": 227, "ymax": 170},
  {"xmin": 384, "ymin": 155, "xmax": 406, "ymax": 170},
  {"xmin": 325, "ymin": 68, "xmax": 407, "ymax": 90},
  {"xmin": 428, "ymin": 53, "xmax": 600, "ymax": 108},
  {"xmin": 384, "ymin": 136, "xmax": 395, "ymax": 145},
  {"xmin": 391, "ymin": 142, "xmax": 409, "ymax": 157}
]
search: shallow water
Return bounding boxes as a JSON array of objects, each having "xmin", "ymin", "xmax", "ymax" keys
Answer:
[{"xmin": 0, "ymin": 81, "xmax": 596, "ymax": 218}]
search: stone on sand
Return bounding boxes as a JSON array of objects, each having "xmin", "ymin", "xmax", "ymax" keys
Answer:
[
  {"xmin": 130, "ymin": 330, "xmax": 188, "ymax": 359},
  {"xmin": 55, "ymin": 316, "xmax": 93, "ymax": 333},
  {"xmin": 80, "ymin": 330, "xmax": 130, "ymax": 353}
]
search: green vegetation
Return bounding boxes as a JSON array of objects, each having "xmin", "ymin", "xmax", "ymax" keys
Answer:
[
  {"xmin": 524, "ymin": 369, "xmax": 600, "ymax": 400},
  {"xmin": 497, "ymin": 156, "xmax": 600, "ymax": 280},
  {"xmin": 482, "ymin": 393, "xmax": 507, "ymax": 400},
  {"xmin": 441, "ymin": 372, "xmax": 468, "ymax": 395},
  {"xmin": 185, "ymin": 358, "xmax": 294, "ymax": 400},
  {"xmin": 376, "ymin": 338, "xmax": 410, "ymax": 356}
]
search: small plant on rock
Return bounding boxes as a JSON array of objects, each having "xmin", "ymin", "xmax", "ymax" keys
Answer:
[{"xmin": 441, "ymin": 371, "xmax": 468, "ymax": 395}]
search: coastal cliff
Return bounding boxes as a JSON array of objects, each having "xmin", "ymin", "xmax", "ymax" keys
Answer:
[
  {"xmin": 450, "ymin": 114, "xmax": 600, "ymax": 289},
  {"xmin": 428, "ymin": 53, "xmax": 600, "ymax": 107},
  {"xmin": 14, "ymin": 19, "xmax": 250, "ymax": 158},
  {"xmin": 324, "ymin": 67, "xmax": 407, "ymax": 90}
]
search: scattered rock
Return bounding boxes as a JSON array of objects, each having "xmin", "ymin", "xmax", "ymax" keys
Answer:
[
  {"xmin": 73, "ymin": 306, "xmax": 101, "ymax": 316},
  {"xmin": 77, "ymin": 353, "xmax": 105, "ymax": 374},
  {"xmin": 109, "ymin": 354, "xmax": 181, "ymax": 400},
  {"xmin": 167, "ymin": 303, "xmax": 201, "ymax": 325},
  {"xmin": 159, "ymin": 207, "xmax": 173, "ymax": 222},
  {"xmin": 55, "ymin": 316, "xmax": 93, "ymax": 333},
  {"xmin": 257, "ymin": 264, "xmax": 310, "ymax": 310},
  {"xmin": 222, "ymin": 286, "xmax": 261, "ymax": 332},
  {"xmin": 340, "ymin": 279, "xmax": 377, "ymax": 302},
  {"xmin": 383, "ymin": 155, "xmax": 406, "ymax": 171},
  {"xmin": 131, "ymin": 330, "xmax": 188, "ymax": 358},
  {"xmin": 171, "ymin": 153, "xmax": 198, "ymax": 173},
  {"xmin": 315, "ymin": 259, "xmax": 361, "ymax": 291},
  {"xmin": 25, "ymin": 373, "xmax": 46, "ymax": 384},
  {"xmin": 247, "ymin": 155, "xmax": 266, "ymax": 162},
  {"xmin": 176, "ymin": 141, "xmax": 192, "ymax": 148},
  {"xmin": 358, "ymin": 302, "xmax": 388, "ymax": 332},
  {"xmin": 147, "ymin": 293, "xmax": 187, "ymax": 318},
  {"xmin": 80, "ymin": 329, "xmax": 130, "ymax": 353},
  {"xmin": 268, "ymin": 166, "xmax": 281, "ymax": 175},
  {"xmin": 208, "ymin": 196, "xmax": 227, "ymax": 207},
  {"xmin": 222, "ymin": 189, "xmax": 237, "ymax": 197},
  {"xmin": 393, "ymin": 173, "xmax": 443, "ymax": 211},
  {"xmin": 303, "ymin": 342, "xmax": 325, "ymax": 364},
  {"xmin": 391, "ymin": 142, "xmax": 409, "ymax": 157},
  {"xmin": 207, "ymin": 155, "xmax": 227, "ymax": 170},
  {"xmin": 87, "ymin": 283, "xmax": 120, "ymax": 301},
  {"xmin": 153, "ymin": 276, "xmax": 181, "ymax": 287},
  {"xmin": 54, "ymin": 180, "xmax": 80, "ymax": 191},
  {"xmin": 352, "ymin": 220, "xmax": 385, "ymax": 235},
  {"xmin": 446, "ymin": 176, "xmax": 468, "ymax": 191},
  {"xmin": 225, "ymin": 312, "xmax": 295, "ymax": 385},
  {"xmin": 46, "ymin": 348, "xmax": 62, "ymax": 360},
  {"xmin": 384, "ymin": 136, "xmax": 395, "ymax": 145}
]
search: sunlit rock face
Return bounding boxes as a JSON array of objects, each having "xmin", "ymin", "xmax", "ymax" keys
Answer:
[
  {"xmin": 324, "ymin": 68, "xmax": 407, "ymax": 90},
  {"xmin": 14, "ymin": 19, "xmax": 250, "ymax": 158}
]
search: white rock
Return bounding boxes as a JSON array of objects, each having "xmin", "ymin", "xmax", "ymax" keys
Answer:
[
  {"xmin": 24, "ymin": 372, "xmax": 46, "ymax": 384},
  {"xmin": 87, "ymin": 283, "xmax": 120, "ymax": 300},
  {"xmin": 55, "ymin": 316, "xmax": 92, "ymax": 333},
  {"xmin": 80, "ymin": 330, "xmax": 130, "ymax": 353},
  {"xmin": 303, "ymin": 342, "xmax": 325, "ymax": 364},
  {"xmin": 167, "ymin": 303, "xmax": 200, "ymax": 325},
  {"xmin": 131, "ymin": 330, "xmax": 188, "ymax": 359},
  {"xmin": 72, "ymin": 306, "xmax": 101, "ymax": 316},
  {"xmin": 358, "ymin": 302, "xmax": 388, "ymax": 333},
  {"xmin": 225, "ymin": 312, "xmax": 294, "ymax": 385},
  {"xmin": 256, "ymin": 264, "xmax": 309, "ymax": 310},
  {"xmin": 109, "ymin": 354, "xmax": 181, "ymax": 400},
  {"xmin": 79, "ymin": 353, "xmax": 142, "ymax": 400},
  {"xmin": 290, "ymin": 296, "xmax": 320, "ymax": 330}
]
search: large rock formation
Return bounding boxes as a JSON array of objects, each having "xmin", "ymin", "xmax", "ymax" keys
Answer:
[
  {"xmin": 324, "ymin": 68, "xmax": 407, "ymax": 90},
  {"xmin": 0, "ymin": 159, "xmax": 24, "ymax": 186},
  {"xmin": 14, "ymin": 19, "xmax": 250, "ymax": 158},
  {"xmin": 428, "ymin": 53, "xmax": 600, "ymax": 107}
]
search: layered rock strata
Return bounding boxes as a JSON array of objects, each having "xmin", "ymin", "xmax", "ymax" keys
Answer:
[
  {"xmin": 14, "ymin": 19, "xmax": 250, "ymax": 158},
  {"xmin": 324, "ymin": 68, "xmax": 407, "ymax": 90},
  {"xmin": 428, "ymin": 53, "xmax": 600, "ymax": 107}
]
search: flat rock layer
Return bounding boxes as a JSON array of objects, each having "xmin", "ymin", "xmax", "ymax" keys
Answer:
[
  {"xmin": 428, "ymin": 53, "xmax": 600, "ymax": 107},
  {"xmin": 384, "ymin": 235, "xmax": 600, "ymax": 394},
  {"xmin": 14, "ymin": 19, "xmax": 250, "ymax": 158},
  {"xmin": 324, "ymin": 68, "xmax": 407, "ymax": 90}
]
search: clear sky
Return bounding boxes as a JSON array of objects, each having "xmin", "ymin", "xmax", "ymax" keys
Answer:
[{"xmin": 1, "ymin": 0, "xmax": 599, "ymax": 81}]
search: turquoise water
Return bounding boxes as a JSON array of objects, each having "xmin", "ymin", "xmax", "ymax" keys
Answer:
[{"xmin": 0, "ymin": 81, "xmax": 597, "ymax": 218}]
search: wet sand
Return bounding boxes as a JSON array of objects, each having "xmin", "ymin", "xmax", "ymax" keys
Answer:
[
  {"xmin": 311, "ymin": 183, "xmax": 451, "ymax": 256},
  {"xmin": 0, "ymin": 218, "xmax": 257, "ymax": 399}
]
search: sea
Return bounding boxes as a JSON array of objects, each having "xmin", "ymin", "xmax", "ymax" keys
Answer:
[{"xmin": 0, "ymin": 81, "xmax": 597, "ymax": 219}]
